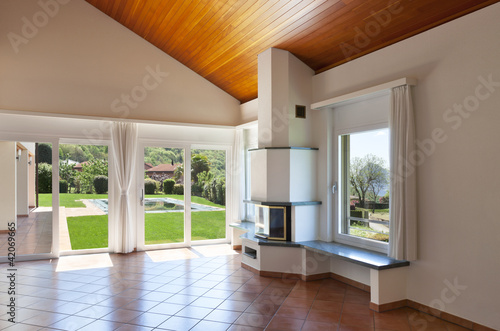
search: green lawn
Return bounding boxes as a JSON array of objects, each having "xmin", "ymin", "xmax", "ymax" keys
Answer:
[
  {"xmin": 66, "ymin": 210, "xmax": 226, "ymax": 248},
  {"xmin": 67, "ymin": 215, "xmax": 109, "ymax": 250},
  {"xmin": 39, "ymin": 193, "xmax": 108, "ymax": 208},
  {"xmin": 350, "ymin": 224, "xmax": 389, "ymax": 242},
  {"xmin": 56, "ymin": 193, "xmax": 225, "ymax": 249},
  {"xmin": 145, "ymin": 211, "xmax": 226, "ymax": 244}
]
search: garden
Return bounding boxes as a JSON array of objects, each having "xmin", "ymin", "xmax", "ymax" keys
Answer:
[{"xmin": 36, "ymin": 144, "xmax": 226, "ymax": 250}]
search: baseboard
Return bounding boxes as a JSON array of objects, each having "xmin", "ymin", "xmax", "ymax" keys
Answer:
[
  {"xmin": 302, "ymin": 272, "xmax": 331, "ymax": 281},
  {"xmin": 407, "ymin": 300, "xmax": 496, "ymax": 331},
  {"xmin": 370, "ymin": 300, "xmax": 407, "ymax": 312},
  {"xmin": 240, "ymin": 263, "xmax": 495, "ymax": 330},
  {"xmin": 329, "ymin": 272, "xmax": 370, "ymax": 292},
  {"xmin": 241, "ymin": 263, "xmax": 369, "ymax": 292}
]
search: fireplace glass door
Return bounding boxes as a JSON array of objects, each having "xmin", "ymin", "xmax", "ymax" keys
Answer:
[{"xmin": 254, "ymin": 205, "xmax": 286, "ymax": 240}]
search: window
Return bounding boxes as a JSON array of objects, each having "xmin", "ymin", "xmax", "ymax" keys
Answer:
[{"xmin": 338, "ymin": 128, "xmax": 390, "ymax": 250}]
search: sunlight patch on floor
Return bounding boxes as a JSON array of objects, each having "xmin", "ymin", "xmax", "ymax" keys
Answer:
[
  {"xmin": 146, "ymin": 248, "xmax": 200, "ymax": 262},
  {"xmin": 56, "ymin": 253, "xmax": 113, "ymax": 272},
  {"xmin": 192, "ymin": 244, "xmax": 238, "ymax": 257}
]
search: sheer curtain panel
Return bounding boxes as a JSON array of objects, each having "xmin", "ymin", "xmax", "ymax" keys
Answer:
[
  {"xmin": 389, "ymin": 85, "xmax": 418, "ymax": 261},
  {"xmin": 110, "ymin": 122, "xmax": 138, "ymax": 253}
]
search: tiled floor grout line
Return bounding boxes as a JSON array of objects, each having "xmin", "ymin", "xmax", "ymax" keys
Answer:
[{"xmin": 1, "ymin": 250, "xmax": 476, "ymax": 331}]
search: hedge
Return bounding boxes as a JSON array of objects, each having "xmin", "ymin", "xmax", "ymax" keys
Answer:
[
  {"xmin": 163, "ymin": 179, "xmax": 175, "ymax": 194},
  {"xmin": 37, "ymin": 143, "xmax": 52, "ymax": 164},
  {"xmin": 93, "ymin": 175, "xmax": 108, "ymax": 194},
  {"xmin": 145, "ymin": 178, "xmax": 158, "ymax": 195},
  {"xmin": 38, "ymin": 163, "xmax": 52, "ymax": 193},
  {"xmin": 173, "ymin": 184, "xmax": 184, "ymax": 195},
  {"xmin": 59, "ymin": 180, "xmax": 68, "ymax": 194}
]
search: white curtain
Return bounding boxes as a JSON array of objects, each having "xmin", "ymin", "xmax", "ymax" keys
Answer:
[
  {"xmin": 231, "ymin": 128, "xmax": 246, "ymax": 222},
  {"xmin": 389, "ymin": 85, "xmax": 417, "ymax": 261},
  {"xmin": 110, "ymin": 122, "xmax": 138, "ymax": 253}
]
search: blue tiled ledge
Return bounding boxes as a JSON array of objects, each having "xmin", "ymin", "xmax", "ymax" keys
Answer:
[{"xmin": 230, "ymin": 221, "xmax": 409, "ymax": 271}]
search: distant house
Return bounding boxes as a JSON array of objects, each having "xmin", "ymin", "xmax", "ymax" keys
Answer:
[
  {"xmin": 73, "ymin": 161, "xmax": 89, "ymax": 172},
  {"xmin": 144, "ymin": 163, "xmax": 153, "ymax": 170},
  {"xmin": 145, "ymin": 163, "xmax": 178, "ymax": 179}
]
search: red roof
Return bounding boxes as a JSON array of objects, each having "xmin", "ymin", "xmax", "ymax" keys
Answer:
[
  {"xmin": 73, "ymin": 161, "xmax": 89, "ymax": 169},
  {"xmin": 144, "ymin": 162, "xmax": 153, "ymax": 170},
  {"xmin": 146, "ymin": 164, "xmax": 178, "ymax": 173}
]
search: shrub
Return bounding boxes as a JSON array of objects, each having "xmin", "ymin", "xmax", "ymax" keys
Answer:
[
  {"xmin": 93, "ymin": 176, "xmax": 108, "ymax": 194},
  {"xmin": 173, "ymin": 184, "xmax": 184, "ymax": 195},
  {"xmin": 191, "ymin": 183, "xmax": 203, "ymax": 197},
  {"xmin": 214, "ymin": 178, "xmax": 225, "ymax": 205},
  {"xmin": 350, "ymin": 210, "xmax": 369, "ymax": 219},
  {"xmin": 38, "ymin": 163, "xmax": 52, "ymax": 193},
  {"xmin": 350, "ymin": 210, "xmax": 363, "ymax": 219},
  {"xmin": 163, "ymin": 179, "xmax": 175, "ymax": 194},
  {"xmin": 144, "ymin": 178, "xmax": 157, "ymax": 195},
  {"xmin": 37, "ymin": 143, "xmax": 52, "ymax": 164},
  {"xmin": 59, "ymin": 180, "xmax": 68, "ymax": 194},
  {"xmin": 77, "ymin": 159, "xmax": 108, "ymax": 194}
]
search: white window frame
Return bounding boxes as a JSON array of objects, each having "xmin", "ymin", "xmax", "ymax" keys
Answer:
[
  {"xmin": 136, "ymin": 140, "xmax": 232, "ymax": 251},
  {"xmin": 190, "ymin": 143, "xmax": 231, "ymax": 247},
  {"xmin": 334, "ymin": 122, "xmax": 390, "ymax": 253}
]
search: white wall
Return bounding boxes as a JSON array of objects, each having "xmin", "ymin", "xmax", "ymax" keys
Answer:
[
  {"xmin": 312, "ymin": 3, "xmax": 500, "ymax": 329},
  {"xmin": 0, "ymin": 0, "xmax": 241, "ymax": 126},
  {"xmin": 0, "ymin": 142, "xmax": 17, "ymax": 231},
  {"xmin": 240, "ymin": 99, "xmax": 258, "ymax": 124}
]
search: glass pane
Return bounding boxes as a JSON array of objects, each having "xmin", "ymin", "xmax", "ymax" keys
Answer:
[
  {"xmin": 191, "ymin": 149, "xmax": 226, "ymax": 241},
  {"xmin": 0, "ymin": 141, "xmax": 53, "ymax": 258},
  {"xmin": 144, "ymin": 147, "xmax": 184, "ymax": 244},
  {"xmin": 59, "ymin": 144, "xmax": 109, "ymax": 250},
  {"xmin": 343, "ymin": 129, "xmax": 390, "ymax": 242}
]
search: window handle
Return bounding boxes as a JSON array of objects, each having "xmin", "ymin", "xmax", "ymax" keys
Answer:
[
  {"xmin": 332, "ymin": 182, "xmax": 337, "ymax": 194},
  {"xmin": 140, "ymin": 189, "xmax": 144, "ymax": 206}
]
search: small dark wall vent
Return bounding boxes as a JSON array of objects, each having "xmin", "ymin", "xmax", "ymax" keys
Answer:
[{"xmin": 295, "ymin": 105, "xmax": 306, "ymax": 119}]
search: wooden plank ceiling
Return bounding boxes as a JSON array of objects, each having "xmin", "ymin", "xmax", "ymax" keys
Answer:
[{"xmin": 86, "ymin": 0, "xmax": 499, "ymax": 103}]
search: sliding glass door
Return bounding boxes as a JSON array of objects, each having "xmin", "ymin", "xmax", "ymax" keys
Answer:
[
  {"xmin": 138, "ymin": 143, "xmax": 229, "ymax": 250},
  {"xmin": 190, "ymin": 148, "xmax": 227, "ymax": 243},
  {"xmin": 58, "ymin": 142, "xmax": 110, "ymax": 253},
  {"xmin": 141, "ymin": 145, "xmax": 186, "ymax": 247}
]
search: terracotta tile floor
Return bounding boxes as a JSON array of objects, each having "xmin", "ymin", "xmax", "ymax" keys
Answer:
[
  {"xmin": 0, "ymin": 209, "xmax": 53, "ymax": 255},
  {"xmin": 0, "ymin": 247, "xmax": 471, "ymax": 330}
]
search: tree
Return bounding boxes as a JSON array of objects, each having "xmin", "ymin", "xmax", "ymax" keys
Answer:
[
  {"xmin": 174, "ymin": 164, "xmax": 183, "ymax": 182},
  {"xmin": 37, "ymin": 163, "xmax": 52, "ymax": 193},
  {"xmin": 59, "ymin": 160, "xmax": 76, "ymax": 191},
  {"xmin": 350, "ymin": 154, "xmax": 388, "ymax": 208},
  {"xmin": 77, "ymin": 159, "xmax": 108, "ymax": 193},
  {"xmin": 368, "ymin": 166, "xmax": 389, "ymax": 202},
  {"xmin": 191, "ymin": 154, "xmax": 210, "ymax": 183},
  {"xmin": 172, "ymin": 154, "xmax": 211, "ymax": 183},
  {"xmin": 144, "ymin": 147, "xmax": 178, "ymax": 166},
  {"xmin": 37, "ymin": 143, "xmax": 52, "ymax": 164}
]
